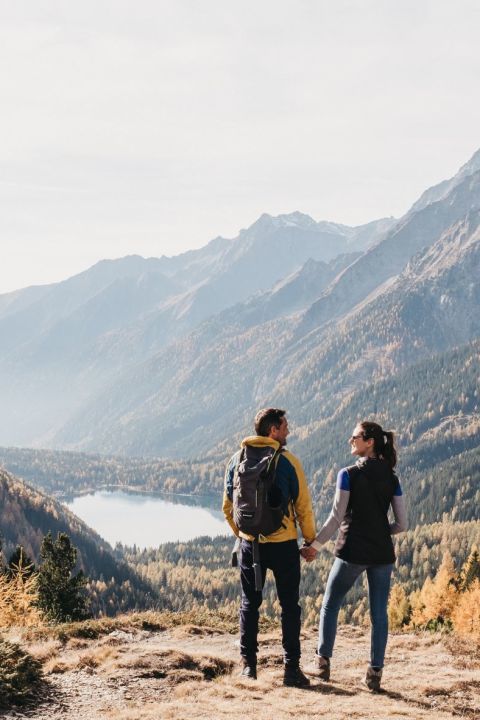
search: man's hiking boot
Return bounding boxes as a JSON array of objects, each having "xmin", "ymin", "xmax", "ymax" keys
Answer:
[
  {"xmin": 240, "ymin": 662, "xmax": 257, "ymax": 680},
  {"xmin": 364, "ymin": 665, "xmax": 382, "ymax": 692},
  {"xmin": 305, "ymin": 654, "xmax": 330, "ymax": 681},
  {"xmin": 283, "ymin": 664, "xmax": 311, "ymax": 688}
]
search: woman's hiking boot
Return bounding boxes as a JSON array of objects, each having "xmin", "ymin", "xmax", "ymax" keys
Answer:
[
  {"xmin": 283, "ymin": 663, "xmax": 311, "ymax": 688},
  {"xmin": 364, "ymin": 665, "xmax": 382, "ymax": 691},
  {"xmin": 305, "ymin": 654, "xmax": 330, "ymax": 681}
]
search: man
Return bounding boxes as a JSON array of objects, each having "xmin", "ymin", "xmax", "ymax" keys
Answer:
[{"xmin": 223, "ymin": 407, "xmax": 316, "ymax": 687}]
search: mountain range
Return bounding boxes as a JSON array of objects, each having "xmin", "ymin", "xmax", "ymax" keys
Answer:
[
  {"xmin": 0, "ymin": 149, "xmax": 479, "ymax": 476},
  {"xmin": 0, "ymin": 212, "xmax": 392, "ymax": 447}
]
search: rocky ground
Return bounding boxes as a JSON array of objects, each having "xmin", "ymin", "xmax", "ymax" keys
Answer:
[{"xmin": 1, "ymin": 620, "xmax": 479, "ymax": 720}]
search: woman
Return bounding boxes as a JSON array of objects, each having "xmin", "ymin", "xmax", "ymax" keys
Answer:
[{"xmin": 301, "ymin": 420, "xmax": 407, "ymax": 691}]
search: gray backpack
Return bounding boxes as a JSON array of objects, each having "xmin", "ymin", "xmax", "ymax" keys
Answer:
[{"xmin": 232, "ymin": 445, "xmax": 285, "ymax": 539}]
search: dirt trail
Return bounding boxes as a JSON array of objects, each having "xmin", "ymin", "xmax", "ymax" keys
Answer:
[{"xmin": 2, "ymin": 625, "xmax": 478, "ymax": 720}]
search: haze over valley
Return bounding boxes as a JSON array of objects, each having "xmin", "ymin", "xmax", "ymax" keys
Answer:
[
  {"xmin": 0, "ymin": 149, "xmax": 479, "ymax": 467},
  {"xmin": 0, "ymin": 146, "xmax": 479, "ymax": 625}
]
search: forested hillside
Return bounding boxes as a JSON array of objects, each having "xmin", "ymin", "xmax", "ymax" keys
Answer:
[
  {"xmin": 122, "ymin": 520, "xmax": 480, "ymax": 626},
  {"xmin": 296, "ymin": 337, "xmax": 480, "ymax": 525},
  {"xmin": 0, "ymin": 469, "xmax": 159, "ymax": 615},
  {"xmin": 0, "ymin": 447, "xmax": 220, "ymax": 498},
  {"xmin": 3, "ymin": 337, "xmax": 477, "ymax": 528}
]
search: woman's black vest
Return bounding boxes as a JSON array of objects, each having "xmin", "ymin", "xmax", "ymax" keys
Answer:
[{"xmin": 334, "ymin": 458, "xmax": 399, "ymax": 565}]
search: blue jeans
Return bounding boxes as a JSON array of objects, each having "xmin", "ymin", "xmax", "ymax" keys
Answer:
[{"xmin": 318, "ymin": 558, "xmax": 393, "ymax": 668}]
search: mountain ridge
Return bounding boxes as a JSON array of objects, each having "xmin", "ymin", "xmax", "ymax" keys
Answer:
[
  {"xmin": 0, "ymin": 212, "xmax": 392, "ymax": 447},
  {"xmin": 52, "ymin": 192, "xmax": 480, "ymax": 458},
  {"xmin": 0, "ymin": 149, "xmax": 479, "ymax": 459}
]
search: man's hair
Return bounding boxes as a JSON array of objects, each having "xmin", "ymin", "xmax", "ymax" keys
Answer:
[{"xmin": 254, "ymin": 408, "xmax": 286, "ymax": 437}]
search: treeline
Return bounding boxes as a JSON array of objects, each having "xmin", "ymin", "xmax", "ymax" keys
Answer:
[
  {"xmin": 0, "ymin": 530, "xmax": 160, "ymax": 628},
  {"xmin": 0, "ymin": 446, "xmax": 222, "ymax": 497},
  {"xmin": 389, "ymin": 546, "xmax": 480, "ymax": 636},
  {"xmin": 121, "ymin": 520, "xmax": 480, "ymax": 629}
]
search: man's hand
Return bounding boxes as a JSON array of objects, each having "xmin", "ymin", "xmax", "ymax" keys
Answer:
[{"xmin": 300, "ymin": 544, "xmax": 317, "ymax": 562}]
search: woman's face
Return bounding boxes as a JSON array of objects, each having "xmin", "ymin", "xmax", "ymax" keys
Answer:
[{"xmin": 349, "ymin": 424, "xmax": 373, "ymax": 457}]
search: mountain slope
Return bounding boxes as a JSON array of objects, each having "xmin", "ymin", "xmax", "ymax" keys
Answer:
[
  {"xmin": 1, "ymin": 149, "xmax": 480, "ymax": 457},
  {"xmin": 0, "ymin": 214, "xmax": 389, "ymax": 447},
  {"xmin": 410, "ymin": 146, "xmax": 480, "ymax": 213},
  {"xmin": 298, "ymin": 168, "xmax": 480, "ymax": 336},
  {"xmin": 0, "ymin": 468, "xmax": 157, "ymax": 614},
  {"xmin": 54, "ymin": 202, "xmax": 480, "ymax": 458}
]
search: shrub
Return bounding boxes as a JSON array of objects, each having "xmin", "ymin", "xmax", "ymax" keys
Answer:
[{"xmin": 0, "ymin": 637, "xmax": 43, "ymax": 709}]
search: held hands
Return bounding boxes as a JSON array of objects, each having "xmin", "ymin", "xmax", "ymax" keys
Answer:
[{"xmin": 300, "ymin": 543, "xmax": 317, "ymax": 562}]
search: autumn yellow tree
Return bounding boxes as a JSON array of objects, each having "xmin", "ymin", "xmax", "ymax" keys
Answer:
[
  {"xmin": 388, "ymin": 584, "xmax": 411, "ymax": 630},
  {"xmin": 410, "ymin": 551, "xmax": 456, "ymax": 629},
  {"xmin": 0, "ymin": 555, "xmax": 42, "ymax": 628},
  {"xmin": 451, "ymin": 579, "xmax": 480, "ymax": 637}
]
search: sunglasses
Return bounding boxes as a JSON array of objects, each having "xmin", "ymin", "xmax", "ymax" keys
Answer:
[{"xmin": 349, "ymin": 434, "xmax": 365, "ymax": 442}]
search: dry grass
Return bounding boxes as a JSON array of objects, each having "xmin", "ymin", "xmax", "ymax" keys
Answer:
[
  {"xmin": 113, "ymin": 648, "xmax": 233, "ymax": 682},
  {"xmin": 26, "ymin": 639, "xmax": 63, "ymax": 663},
  {"xmin": 5, "ymin": 614, "xmax": 479, "ymax": 719},
  {"xmin": 444, "ymin": 633, "xmax": 480, "ymax": 669},
  {"xmin": 23, "ymin": 607, "xmax": 274, "ymax": 644}
]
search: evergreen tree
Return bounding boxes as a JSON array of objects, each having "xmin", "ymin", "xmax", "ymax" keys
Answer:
[
  {"xmin": 37, "ymin": 532, "xmax": 89, "ymax": 623},
  {"xmin": 7, "ymin": 547, "xmax": 35, "ymax": 579}
]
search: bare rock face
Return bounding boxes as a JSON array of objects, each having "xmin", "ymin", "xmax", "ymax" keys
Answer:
[
  {"xmin": 299, "ymin": 169, "xmax": 480, "ymax": 336},
  {"xmin": 410, "ymin": 147, "xmax": 480, "ymax": 214}
]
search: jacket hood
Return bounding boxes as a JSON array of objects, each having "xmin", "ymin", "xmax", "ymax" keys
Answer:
[{"xmin": 241, "ymin": 435, "xmax": 281, "ymax": 450}]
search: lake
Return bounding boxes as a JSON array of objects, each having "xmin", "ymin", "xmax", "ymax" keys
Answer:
[{"xmin": 64, "ymin": 489, "xmax": 228, "ymax": 548}]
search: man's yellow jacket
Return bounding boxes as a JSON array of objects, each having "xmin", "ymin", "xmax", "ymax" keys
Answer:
[{"xmin": 222, "ymin": 435, "xmax": 316, "ymax": 543}]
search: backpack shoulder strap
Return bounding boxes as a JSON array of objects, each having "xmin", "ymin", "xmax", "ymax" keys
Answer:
[
  {"xmin": 233, "ymin": 446, "xmax": 246, "ymax": 472},
  {"xmin": 265, "ymin": 446, "xmax": 283, "ymax": 480}
]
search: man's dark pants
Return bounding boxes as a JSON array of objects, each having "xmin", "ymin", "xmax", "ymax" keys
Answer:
[{"xmin": 239, "ymin": 538, "xmax": 301, "ymax": 666}]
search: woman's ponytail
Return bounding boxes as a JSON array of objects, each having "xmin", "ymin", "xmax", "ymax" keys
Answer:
[{"xmin": 382, "ymin": 430, "xmax": 397, "ymax": 469}]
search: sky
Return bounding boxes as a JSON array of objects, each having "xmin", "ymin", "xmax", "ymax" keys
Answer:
[{"xmin": 1, "ymin": 0, "xmax": 479, "ymax": 294}]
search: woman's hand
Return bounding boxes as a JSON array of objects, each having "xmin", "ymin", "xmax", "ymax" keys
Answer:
[{"xmin": 300, "ymin": 544, "xmax": 318, "ymax": 562}]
